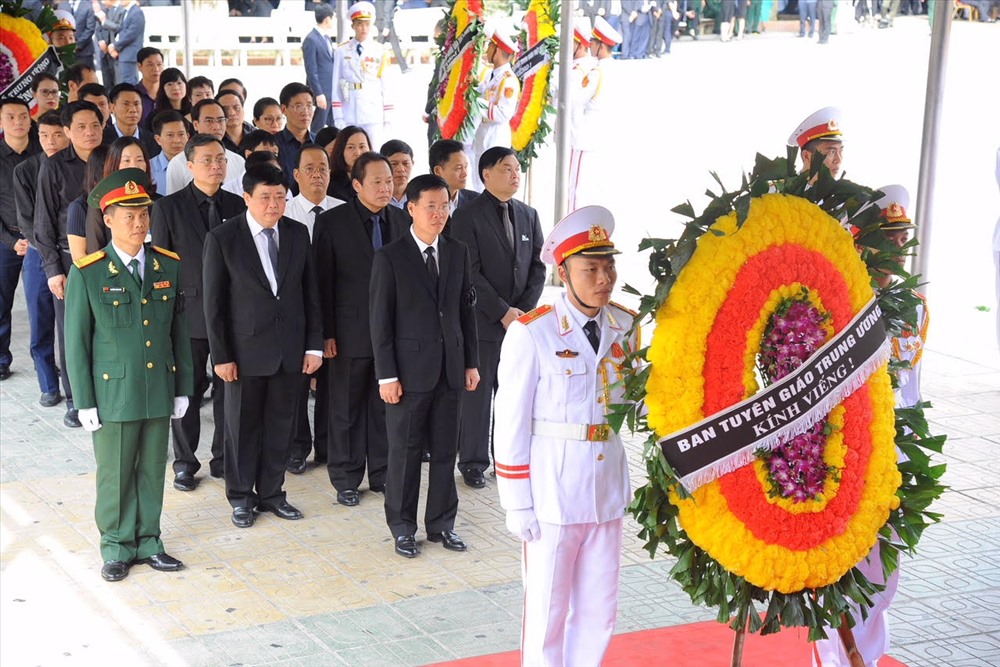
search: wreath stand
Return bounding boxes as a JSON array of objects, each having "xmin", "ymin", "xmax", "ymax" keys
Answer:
[{"xmin": 730, "ymin": 615, "xmax": 866, "ymax": 667}]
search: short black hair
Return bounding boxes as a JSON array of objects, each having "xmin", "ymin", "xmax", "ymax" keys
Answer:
[
  {"xmin": 218, "ymin": 78, "xmax": 247, "ymax": 100},
  {"xmin": 253, "ymin": 96, "xmax": 280, "ymax": 121},
  {"xmin": 351, "ymin": 152, "xmax": 390, "ymax": 184},
  {"xmin": 151, "ymin": 110, "xmax": 186, "ymax": 136},
  {"xmin": 479, "ymin": 146, "xmax": 517, "ymax": 180},
  {"xmin": 279, "ymin": 82, "xmax": 314, "ymax": 107},
  {"xmin": 191, "ymin": 98, "xmax": 223, "ymax": 121},
  {"xmin": 184, "ymin": 133, "xmax": 225, "ymax": 161},
  {"xmin": 244, "ymin": 129, "xmax": 278, "ymax": 153},
  {"xmin": 428, "ymin": 139, "xmax": 465, "ymax": 171},
  {"xmin": 406, "ymin": 174, "xmax": 450, "ymax": 204},
  {"xmin": 215, "ymin": 89, "xmax": 245, "ymax": 106},
  {"xmin": 65, "ymin": 63, "xmax": 95, "ymax": 86},
  {"xmin": 379, "ymin": 139, "xmax": 413, "ymax": 159},
  {"xmin": 60, "ymin": 100, "xmax": 102, "ymax": 128},
  {"xmin": 137, "ymin": 46, "xmax": 163, "ymax": 65},
  {"xmin": 37, "ymin": 110, "xmax": 63, "ymax": 128},
  {"xmin": 242, "ymin": 162, "xmax": 286, "ymax": 195},
  {"xmin": 315, "ymin": 126, "xmax": 338, "ymax": 147},
  {"xmin": 245, "ymin": 150, "xmax": 282, "ymax": 171},
  {"xmin": 315, "ymin": 3, "xmax": 334, "ymax": 22},
  {"xmin": 297, "ymin": 143, "xmax": 330, "ymax": 169},
  {"xmin": 187, "ymin": 75, "xmax": 214, "ymax": 95},
  {"xmin": 78, "ymin": 82, "xmax": 108, "ymax": 101},
  {"xmin": 31, "ymin": 72, "xmax": 59, "ymax": 93},
  {"xmin": 0, "ymin": 97, "xmax": 30, "ymax": 113},
  {"xmin": 109, "ymin": 83, "xmax": 140, "ymax": 104}
]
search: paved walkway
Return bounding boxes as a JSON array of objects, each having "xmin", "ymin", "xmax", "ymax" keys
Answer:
[{"xmin": 1, "ymin": 281, "xmax": 997, "ymax": 667}]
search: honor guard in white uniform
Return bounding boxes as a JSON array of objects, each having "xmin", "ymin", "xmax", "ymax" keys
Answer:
[
  {"xmin": 494, "ymin": 206, "xmax": 640, "ymax": 667},
  {"xmin": 569, "ymin": 17, "xmax": 621, "ymax": 211},
  {"xmin": 469, "ymin": 29, "xmax": 520, "ymax": 192},
  {"xmin": 814, "ymin": 185, "xmax": 923, "ymax": 667},
  {"xmin": 567, "ymin": 17, "xmax": 596, "ymax": 211},
  {"xmin": 333, "ymin": 2, "xmax": 393, "ymax": 150},
  {"xmin": 788, "ymin": 106, "xmax": 845, "ymax": 181}
]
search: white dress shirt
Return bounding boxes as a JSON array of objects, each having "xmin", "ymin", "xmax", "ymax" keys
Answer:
[
  {"xmin": 284, "ymin": 193, "xmax": 345, "ymax": 239},
  {"xmin": 111, "ymin": 242, "xmax": 145, "ymax": 282}
]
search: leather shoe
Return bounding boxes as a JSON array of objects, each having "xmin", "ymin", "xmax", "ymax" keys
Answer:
[
  {"xmin": 427, "ymin": 530, "xmax": 467, "ymax": 552},
  {"xmin": 136, "ymin": 552, "xmax": 184, "ymax": 572},
  {"xmin": 336, "ymin": 489, "xmax": 360, "ymax": 507},
  {"xmin": 462, "ymin": 470, "xmax": 486, "ymax": 489},
  {"xmin": 286, "ymin": 457, "xmax": 307, "ymax": 475},
  {"xmin": 173, "ymin": 471, "xmax": 197, "ymax": 492},
  {"xmin": 0, "ymin": 364, "xmax": 10, "ymax": 381},
  {"xmin": 394, "ymin": 534, "xmax": 419, "ymax": 558},
  {"xmin": 231, "ymin": 507, "xmax": 255, "ymax": 528},
  {"xmin": 101, "ymin": 560, "xmax": 130, "ymax": 582},
  {"xmin": 39, "ymin": 391, "xmax": 63, "ymax": 407},
  {"xmin": 256, "ymin": 500, "xmax": 303, "ymax": 520},
  {"xmin": 369, "ymin": 483, "xmax": 385, "ymax": 493},
  {"xmin": 63, "ymin": 408, "xmax": 82, "ymax": 428}
]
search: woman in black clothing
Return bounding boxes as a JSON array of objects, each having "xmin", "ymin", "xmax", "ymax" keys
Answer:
[{"xmin": 327, "ymin": 125, "xmax": 372, "ymax": 201}]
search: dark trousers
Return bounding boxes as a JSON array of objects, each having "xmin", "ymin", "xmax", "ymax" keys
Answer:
[
  {"xmin": 171, "ymin": 337, "xmax": 225, "ymax": 476},
  {"xmin": 53, "ymin": 253, "xmax": 74, "ymax": 407},
  {"xmin": 799, "ymin": 0, "xmax": 817, "ymax": 34},
  {"xmin": 662, "ymin": 12, "xmax": 674, "ymax": 52},
  {"xmin": 310, "ymin": 104, "xmax": 335, "ymax": 134},
  {"xmin": 22, "ymin": 247, "xmax": 59, "ymax": 393},
  {"xmin": 817, "ymin": 0, "xmax": 834, "ymax": 41},
  {"xmin": 619, "ymin": 15, "xmax": 632, "ymax": 57},
  {"xmin": 0, "ymin": 242, "xmax": 23, "ymax": 366},
  {"xmin": 384, "ymin": 378, "xmax": 460, "ymax": 538},
  {"xmin": 291, "ymin": 363, "xmax": 328, "ymax": 462},
  {"xmin": 98, "ymin": 52, "xmax": 117, "ymax": 88},
  {"xmin": 457, "ymin": 338, "xmax": 499, "ymax": 475},
  {"xmin": 223, "ymin": 370, "xmax": 301, "ymax": 508},
  {"xmin": 326, "ymin": 355, "xmax": 388, "ymax": 492}
]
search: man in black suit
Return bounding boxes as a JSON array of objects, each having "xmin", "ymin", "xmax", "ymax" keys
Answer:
[
  {"xmin": 370, "ymin": 174, "xmax": 480, "ymax": 558},
  {"xmin": 314, "ymin": 152, "xmax": 407, "ymax": 507},
  {"xmin": 429, "ymin": 140, "xmax": 478, "ymax": 223},
  {"xmin": 302, "ymin": 4, "xmax": 338, "ymax": 133},
  {"xmin": 103, "ymin": 83, "xmax": 160, "ymax": 158},
  {"xmin": 449, "ymin": 146, "xmax": 545, "ymax": 488},
  {"xmin": 152, "ymin": 134, "xmax": 247, "ymax": 491},
  {"xmin": 203, "ymin": 163, "xmax": 323, "ymax": 528}
]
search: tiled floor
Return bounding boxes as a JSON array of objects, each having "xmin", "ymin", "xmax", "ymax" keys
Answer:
[{"xmin": 2, "ymin": 276, "xmax": 997, "ymax": 667}]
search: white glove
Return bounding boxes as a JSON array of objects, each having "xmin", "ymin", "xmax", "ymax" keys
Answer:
[
  {"xmin": 505, "ymin": 508, "xmax": 541, "ymax": 542},
  {"xmin": 171, "ymin": 396, "xmax": 189, "ymax": 420},
  {"xmin": 79, "ymin": 407, "xmax": 102, "ymax": 432}
]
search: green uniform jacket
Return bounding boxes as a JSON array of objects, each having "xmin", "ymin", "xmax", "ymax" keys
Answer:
[{"xmin": 65, "ymin": 243, "xmax": 195, "ymax": 422}]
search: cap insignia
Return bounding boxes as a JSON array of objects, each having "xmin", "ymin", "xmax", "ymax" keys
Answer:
[
  {"xmin": 588, "ymin": 225, "xmax": 609, "ymax": 242},
  {"xmin": 124, "ymin": 180, "xmax": 140, "ymax": 196}
]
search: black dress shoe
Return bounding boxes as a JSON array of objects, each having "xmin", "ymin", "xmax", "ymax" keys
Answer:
[
  {"xmin": 394, "ymin": 534, "xmax": 419, "ymax": 558},
  {"xmin": 231, "ymin": 507, "xmax": 255, "ymax": 528},
  {"xmin": 136, "ymin": 552, "xmax": 184, "ymax": 571},
  {"xmin": 63, "ymin": 408, "xmax": 82, "ymax": 428},
  {"xmin": 256, "ymin": 500, "xmax": 303, "ymax": 520},
  {"xmin": 39, "ymin": 391, "xmax": 62, "ymax": 407},
  {"xmin": 101, "ymin": 560, "xmax": 130, "ymax": 582},
  {"xmin": 462, "ymin": 470, "xmax": 486, "ymax": 489},
  {"xmin": 0, "ymin": 364, "xmax": 10, "ymax": 381},
  {"xmin": 209, "ymin": 462, "xmax": 224, "ymax": 479},
  {"xmin": 336, "ymin": 489, "xmax": 360, "ymax": 507},
  {"xmin": 369, "ymin": 483, "xmax": 385, "ymax": 493},
  {"xmin": 286, "ymin": 457, "xmax": 307, "ymax": 475},
  {"xmin": 173, "ymin": 471, "xmax": 197, "ymax": 492},
  {"xmin": 427, "ymin": 530, "xmax": 467, "ymax": 552}
]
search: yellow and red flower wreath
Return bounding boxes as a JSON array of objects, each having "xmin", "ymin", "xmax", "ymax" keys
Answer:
[
  {"xmin": 434, "ymin": 0, "xmax": 485, "ymax": 141},
  {"xmin": 510, "ymin": 0, "xmax": 557, "ymax": 167}
]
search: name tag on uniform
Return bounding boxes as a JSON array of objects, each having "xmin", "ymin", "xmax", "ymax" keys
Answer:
[
  {"xmin": 153, "ymin": 281, "xmax": 172, "ymax": 289},
  {"xmin": 555, "ymin": 349, "xmax": 579, "ymax": 358},
  {"xmin": 103, "ymin": 286, "xmax": 125, "ymax": 293}
]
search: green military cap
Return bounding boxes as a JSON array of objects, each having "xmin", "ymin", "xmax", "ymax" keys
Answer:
[{"xmin": 87, "ymin": 168, "xmax": 154, "ymax": 212}]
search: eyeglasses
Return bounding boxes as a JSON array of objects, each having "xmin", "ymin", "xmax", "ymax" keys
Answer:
[
  {"xmin": 259, "ymin": 116, "xmax": 282, "ymax": 124},
  {"xmin": 288, "ymin": 103, "xmax": 315, "ymax": 113},
  {"xmin": 193, "ymin": 157, "xmax": 228, "ymax": 166},
  {"xmin": 198, "ymin": 117, "xmax": 227, "ymax": 125},
  {"xmin": 300, "ymin": 166, "xmax": 330, "ymax": 176},
  {"xmin": 36, "ymin": 89, "xmax": 60, "ymax": 97}
]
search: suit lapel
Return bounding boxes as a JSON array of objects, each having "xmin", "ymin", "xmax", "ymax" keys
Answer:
[
  {"xmin": 403, "ymin": 235, "xmax": 437, "ymax": 301},
  {"xmin": 436, "ymin": 234, "xmax": 451, "ymax": 305},
  {"xmin": 485, "ymin": 200, "xmax": 514, "ymax": 258},
  {"xmin": 184, "ymin": 186, "xmax": 209, "ymax": 244},
  {"xmin": 276, "ymin": 218, "xmax": 292, "ymax": 290},
  {"xmin": 354, "ymin": 206, "xmax": 376, "ymax": 259},
  {"xmin": 237, "ymin": 216, "xmax": 272, "ymax": 292}
]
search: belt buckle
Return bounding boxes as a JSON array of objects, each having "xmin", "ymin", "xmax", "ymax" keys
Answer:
[{"xmin": 588, "ymin": 424, "xmax": 610, "ymax": 442}]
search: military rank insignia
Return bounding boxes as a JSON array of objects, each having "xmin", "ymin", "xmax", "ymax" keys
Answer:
[
  {"xmin": 107, "ymin": 260, "xmax": 119, "ymax": 275},
  {"xmin": 556, "ymin": 349, "xmax": 579, "ymax": 358}
]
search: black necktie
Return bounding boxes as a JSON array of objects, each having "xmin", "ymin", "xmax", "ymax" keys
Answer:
[
  {"xmin": 583, "ymin": 320, "xmax": 600, "ymax": 353},
  {"xmin": 370, "ymin": 214, "xmax": 383, "ymax": 250},
  {"xmin": 424, "ymin": 246, "xmax": 438, "ymax": 283},
  {"xmin": 128, "ymin": 258, "xmax": 142, "ymax": 288},
  {"xmin": 311, "ymin": 205, "xmax": 323, "ymax": 228},
  {"xmin": 357, "ymin": 42, "xmax": 363, "ymax": 56},
  {"xmin": 499, "ymin": 201, "xmax": 514, "ymax": 249},
  {"xmin": 205, "ymin": 196, "xmax": 220, "ymax": 230},
  {"xmin": 261, "ymin": 228, "xmax": 278, "ymax": 274}
]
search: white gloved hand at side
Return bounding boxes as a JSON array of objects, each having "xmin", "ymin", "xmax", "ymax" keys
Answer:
[
  {"xmin": 78, "ymin": 407, "xmax": 102, "ymax": 432},
  {"xmin": 505, "ymin": 508, "xmax": 541, "ymax": 542},
  {"xmin": 171, "ymin": 396, "xmax": 189, "ymax": 420}
]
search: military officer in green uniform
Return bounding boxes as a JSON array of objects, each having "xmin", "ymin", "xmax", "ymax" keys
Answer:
[{"xmin": 65, "ymin": 168, "xmax": 195, "ymax": 583}]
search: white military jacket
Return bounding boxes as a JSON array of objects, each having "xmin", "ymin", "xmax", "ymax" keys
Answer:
[
  {"xmin": 893, "ymin": 299, "xmax": 928, "ymax": 410},
  {"xmin": 472, "ymin": 62, "xmax": 519, "ymax": 155},
  {"xmin": 332, "ymin": 37, "xmax": 392, "ymax": 127},
  {"xmin": 568, "ymin": 55, "xmax": 596, "ymax": 150},
  {"xmin": 573, "ymin": 56, "xmax": 611, "ymax": 153},
  {"xmin": 494, "ymin": 294, "xmax": 639, "ymax": 526}
]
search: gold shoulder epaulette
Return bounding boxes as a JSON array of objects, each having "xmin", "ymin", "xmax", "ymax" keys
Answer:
[
  {"xmin": 152, "ymin": 245, "xmax": 180, "ymax": 261},
  {"xmin": 74, "ymin": 249, "xmax": 106, "ymax": 269},
  {"xmin": 610, "ymin": 301, "xmax": 638, "ymax": 317},
  {"xmin": 516, "ymin": 304, "xmax": 553, "ymax": 326},
  {"xmin": 338, "ymin": 39, "xmax": 352, "ymax": 48}
]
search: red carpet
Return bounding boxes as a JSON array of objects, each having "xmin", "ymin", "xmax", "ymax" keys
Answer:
[{"xmin": 428, "ymin": 620, "xmax": 907, "ymax": 666}]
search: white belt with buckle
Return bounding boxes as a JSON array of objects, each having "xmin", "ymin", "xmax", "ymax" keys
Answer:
[{"xmin": 532, "ymin": 420, "xmax": 611, "ymax": 442}]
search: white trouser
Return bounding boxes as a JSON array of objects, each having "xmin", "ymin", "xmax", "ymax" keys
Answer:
[
  {"xmin": 812, "ymin": 539, "xmax": 899, "ymax": 667},
  {"xmin": 521, "ymin": 518, "xmax": 623, "ymax": 667}
]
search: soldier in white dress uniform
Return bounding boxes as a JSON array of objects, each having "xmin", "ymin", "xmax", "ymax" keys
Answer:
[
  {"xmin": 569, "ymin": 16, "xmax": 621, "ymax": 211},
  {"xmin": 494, "ymin": 206, "xmax": 641, "ymax": 667},
  {"xmin": 333, "ymin": 2, "xmax": 393, "ymax": 150},
  {"xmin": 814, "ymin": 185, "xmax": 925, "ymax": 667},
  {"xmin": 469, "ymin": 30, "xmax": 520, "ymax": 192},
  {"xmin": 567, "ymin": 16, "xmax": 596, "ymax": 212},
  {"xmin": 788, "ymin": 106, "xmax": 845, "ymax": 181}
]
